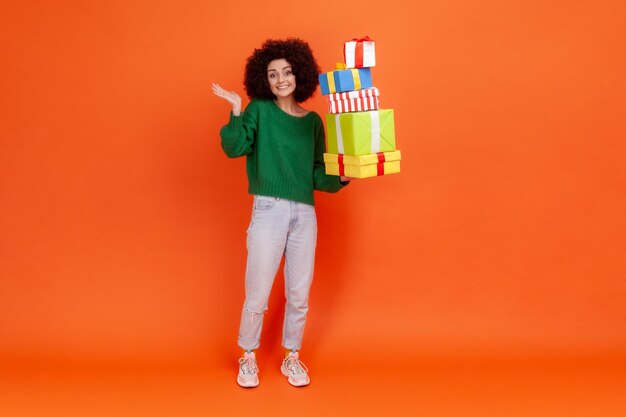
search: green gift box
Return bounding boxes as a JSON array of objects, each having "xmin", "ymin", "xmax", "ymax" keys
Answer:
[{"xmin": 326, "ymin": 109, "xmax": 396, "ymax": 156}]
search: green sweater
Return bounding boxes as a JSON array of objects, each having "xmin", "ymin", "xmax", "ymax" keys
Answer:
[{"xmin": 220, "ymin": 98, "xmax": 346, "ymax": 205}]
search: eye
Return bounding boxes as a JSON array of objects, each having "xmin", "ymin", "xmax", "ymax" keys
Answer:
[
  {"xmin": 269, "ymin": 73, "xmax": 276, "ymax": 79},
  {"xmin": 285, "ymin": 70, "xmax": 292, "ymax": 76}
]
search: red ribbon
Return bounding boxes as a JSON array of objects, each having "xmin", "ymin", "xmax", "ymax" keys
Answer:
[
  {"xmin": 355, "ymin": 43, "xmax": 364, "ymax": 68},
  {"xmin": 338, "ymin": 154, "xmax": 345, "ymax": 176},
  {"xmin": 338, "ymin": 152, "xmax": 386, "ymax": 177},
  {"xmin": 345, "ymin": 36, "xmax": 373, "ymax": 68},
  {"xmin": 376, "ymin": 152, "xmax": 386, "ymax": 176}
]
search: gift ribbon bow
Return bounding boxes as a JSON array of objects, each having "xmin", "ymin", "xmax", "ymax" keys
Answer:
[{"xmin": 344, "ymin": 36, "xmax": 374, "ymax": 68}]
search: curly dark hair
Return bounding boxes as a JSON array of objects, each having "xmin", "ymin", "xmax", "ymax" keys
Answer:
[{"xmin": 244, "ymin": 38, "xmax": 321, "ymax": 103}]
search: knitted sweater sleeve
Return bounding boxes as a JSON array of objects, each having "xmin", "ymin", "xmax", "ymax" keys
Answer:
[
  {"xmin": 313, "ymin": 116, "xmax": 347, "ymax": 193},
  {"xmin": 219, "ymin": 100, "xmax": 258, "ymax": 158}
]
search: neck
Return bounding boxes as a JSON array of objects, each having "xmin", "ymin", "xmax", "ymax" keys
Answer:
[{"xmin": 275, "ymin": 96, "xmax": 298, "ymax": 113}]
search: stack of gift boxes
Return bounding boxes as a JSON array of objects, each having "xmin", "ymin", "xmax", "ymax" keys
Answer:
[{"xmin": 319, "ymin": 36, "xmax": 401, "ymax": 178}]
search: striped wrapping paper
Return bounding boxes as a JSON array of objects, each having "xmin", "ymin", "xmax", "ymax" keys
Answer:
[{"xmin": 327, "ymin": 87, "xmax": 380, "ymax": 114}]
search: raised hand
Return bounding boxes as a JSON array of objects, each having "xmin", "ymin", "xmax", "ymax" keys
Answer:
[{"xmin": 212, "ymin": 83, "xmax": 242, "ymax": 116}]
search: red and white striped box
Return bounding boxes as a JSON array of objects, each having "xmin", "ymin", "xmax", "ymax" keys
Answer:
[{"xmin": 327, "ymin": 87, "xmax": 380, "ymax": 114}]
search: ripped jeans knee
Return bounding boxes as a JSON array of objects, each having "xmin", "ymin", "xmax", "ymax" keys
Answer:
[
  {"xmin": 244, "ymin": 305, "xmax": 266, "ymax": 324},
  {"xmin": 238, "ymin": 305, "xmax": 268, "ymax": 351}
]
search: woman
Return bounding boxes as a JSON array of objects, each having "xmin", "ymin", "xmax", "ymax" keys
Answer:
[{"xmin": 212, "ymin": 38, "xmax": 350, "ymax": 388}]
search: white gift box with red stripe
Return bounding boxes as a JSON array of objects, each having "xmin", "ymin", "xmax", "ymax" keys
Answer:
[
  {"xmin": 343, "ymin": 36, "xmax": 376, "ymax": 68},
  {"xmin": 327, "ymin": 87, "xmax": 380, "ymax": 114}
]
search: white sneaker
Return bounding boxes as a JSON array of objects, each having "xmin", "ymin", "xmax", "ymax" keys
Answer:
[
  {"xmin": 237, "ymin": 352, "xmax": 259, "ymax": 388},
  {"xmin": 281, "ymin": 351, "xmax": 310, "ymax": 387}
]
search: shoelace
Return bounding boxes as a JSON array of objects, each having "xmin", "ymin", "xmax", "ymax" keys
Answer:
[
  {"xmin": 284, "ymin": 355, "xmax": 308, "ymax": 375},
  {"xmin": 239, "ymin": 356, "xmax": 259, "ymax": 375}
]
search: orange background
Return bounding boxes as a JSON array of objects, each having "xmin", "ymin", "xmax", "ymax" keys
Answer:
[{"xmin": 1, "ymin": 1, "xmax": 626, "ymax": 415}]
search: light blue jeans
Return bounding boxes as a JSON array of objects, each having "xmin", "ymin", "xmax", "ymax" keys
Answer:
[{"xmin": 237, "ymin": 195, "xmax": 317, "ymax": 351}]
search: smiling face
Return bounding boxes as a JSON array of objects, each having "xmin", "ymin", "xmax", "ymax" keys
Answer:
[{"xmin": 267, "ymin": 58, "xmax": 296, "ymax": 99}]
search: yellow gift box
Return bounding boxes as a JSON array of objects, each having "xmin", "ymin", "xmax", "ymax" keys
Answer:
[{"xmin": 324, "ymin": 150, "xmax": 401, "ymax": 178}]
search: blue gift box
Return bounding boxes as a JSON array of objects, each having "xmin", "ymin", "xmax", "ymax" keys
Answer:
[{"xmin": 319, "ymin": 67, "xmax": 373, "ymax": 95}]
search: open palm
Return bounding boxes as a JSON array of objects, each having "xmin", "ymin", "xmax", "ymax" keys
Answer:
[{"xmin": 212, "ymin": 83, "xmax": 242, "ymax": 115}]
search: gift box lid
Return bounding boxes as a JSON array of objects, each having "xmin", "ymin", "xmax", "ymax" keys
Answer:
[{"xmin": 324, "ymin": 150, "xmax": 402, "ymax": 166}]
